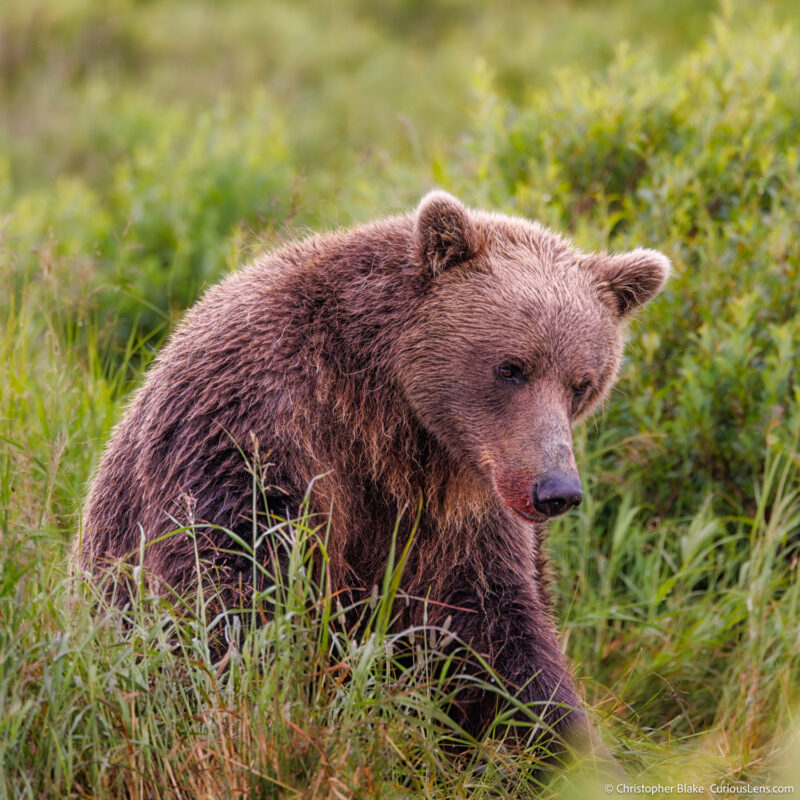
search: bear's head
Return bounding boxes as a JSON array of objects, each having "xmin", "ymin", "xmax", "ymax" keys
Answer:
[{"xmin": 399, "ymin": 191, "xmax": 670, "ymax": 523}]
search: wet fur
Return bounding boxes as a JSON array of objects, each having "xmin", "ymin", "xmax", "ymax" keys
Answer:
[{"xmin": 78, "ymin": 192, "xmax": 669, "ymax": 746}]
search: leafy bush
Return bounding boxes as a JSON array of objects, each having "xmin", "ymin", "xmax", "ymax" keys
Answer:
[{"xmin": 4, "ymin": 95, "xmax": 295, "ymax": 347}]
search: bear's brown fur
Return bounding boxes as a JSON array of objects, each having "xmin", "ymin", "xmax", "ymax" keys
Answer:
[{"xmin": 78, "ymin": 191, "xmax": 669, "ymax": 749}]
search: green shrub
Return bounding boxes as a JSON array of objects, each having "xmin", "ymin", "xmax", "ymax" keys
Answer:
[{"xmin": 4, "ymin": 95, "xmax": 295, "ymax": 349}]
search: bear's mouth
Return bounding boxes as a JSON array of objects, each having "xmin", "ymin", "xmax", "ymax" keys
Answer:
[
  {"xmin": 486, "ymin": 461, "xmax": 550, "ymax": 524},
  {"xmin": 492, "ymin": 470, "xmax": 549, "ymax": 523},
  {"xmin": 507, "ymin": 503, "xmax": 549, "ymax": 524}
]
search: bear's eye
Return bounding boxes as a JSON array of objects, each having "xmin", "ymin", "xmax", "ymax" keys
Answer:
[
  {"xmin": 496, "ymin": 363, "xmax": 525, "ymax": 385},
  {"xmin": 572, "ymin": 382, "xmax": 592, "ymax": 401}
]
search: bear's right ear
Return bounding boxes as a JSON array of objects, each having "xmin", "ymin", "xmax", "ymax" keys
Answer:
[{"xmin": 414, "ymin": 190, "xmax": 481, "ymax": 276}]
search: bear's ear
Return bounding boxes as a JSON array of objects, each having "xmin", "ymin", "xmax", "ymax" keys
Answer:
[
  {"xmin": 414, "ymin": 190, "xmax": 480, "ymax": 276},
  {"xmin": 589, "ymin": 248, "xmax": 671, "ymax": 317}
]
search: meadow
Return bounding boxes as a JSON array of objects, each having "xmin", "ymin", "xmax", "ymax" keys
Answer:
[{"xmin": 1, "ymin": 0, "xmax": 800, "ymax": 797}]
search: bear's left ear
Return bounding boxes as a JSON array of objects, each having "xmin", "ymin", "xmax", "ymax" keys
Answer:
[
  {"xmin": 414, "ymin": 190, "xmax": 481, "ymax": 276},
  {"xmin": 589, "ymin": 248, "xmax": 671, "ymax": 317}
]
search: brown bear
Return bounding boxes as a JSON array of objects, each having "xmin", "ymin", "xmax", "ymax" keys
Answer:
[{"xmin": 78, "ymin": 190, "xmax": 669, "ymax": 754}]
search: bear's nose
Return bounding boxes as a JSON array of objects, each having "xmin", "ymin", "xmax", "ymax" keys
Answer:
[{"xmin": 532, "ymin": 475, "xmax": 583, "ymax": 518}]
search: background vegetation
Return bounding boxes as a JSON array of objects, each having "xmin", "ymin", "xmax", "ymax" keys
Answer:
[{"xmin": 1, "ymin": 0, "xmax": 799, "ymax": 797}]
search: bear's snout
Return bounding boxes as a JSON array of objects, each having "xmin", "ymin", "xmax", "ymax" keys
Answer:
[
  {"xmin": 493, "ymin": 466, "xmax": 582, "ymax": 522},
  {"xmin": 531, "ymin": 474, "xmax": 583, "ymax": 518}
]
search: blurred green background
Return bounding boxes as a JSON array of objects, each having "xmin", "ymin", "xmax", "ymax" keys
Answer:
[{"xmin": 2, "ymin": 1, "xmax": 800, "ymax": 797}]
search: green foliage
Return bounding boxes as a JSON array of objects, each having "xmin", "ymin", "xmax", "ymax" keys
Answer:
[
  {"xmin": 554, "ymin": 428, "xmax": 800, "ymax": 747},
  {"xmin": 5, "ymin": 96, "xmax": 294, "ymax": 345},
  {"xmin": 2, "ymin": 0, "xmax": 800, "ymax": 797}
]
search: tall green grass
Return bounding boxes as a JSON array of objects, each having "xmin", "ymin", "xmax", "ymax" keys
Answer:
[{"xmin": 1, "ymin": 481, "xmax": 608, "ymax": 798}]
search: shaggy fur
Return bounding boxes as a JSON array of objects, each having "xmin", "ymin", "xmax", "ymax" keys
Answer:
[{"xmin": 78, "ymin": 191, "xmax": 669, "ymax": 747}]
